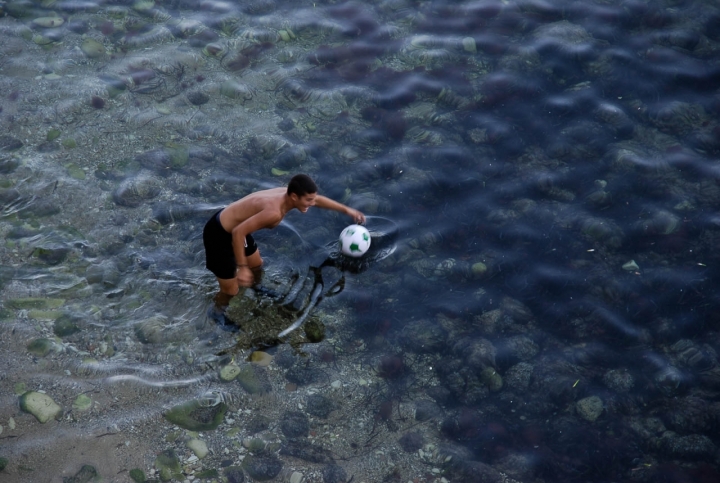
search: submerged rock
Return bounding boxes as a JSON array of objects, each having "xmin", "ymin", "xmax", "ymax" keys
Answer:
[
  {"xmin": 163, "ymin": 399, "xmax": 227, "ymax": 431},
  {"xmin": 223, "ymin": 466, "xmax": 245, "ymax": 483},
  {"xmin": 0, "ymin": 156, "xmax": 20, "ymax": 174},
  {"xmin": 306, "ymin": 394, "xmax": 336, "ymax": 419},
  {"xmin": 154, "ymin": 449, "xmax": 182, "ymax": 481},
  {"xmin": 659, "ymin": 432, "xmax": 717, "ymax": 460},
  {"xmin": 64, "ymin": 465, "xmax": 97, "ymax": 483},
  {"xmin": 241, "ymin": 454, "xmax": 283, "ymax": 481},
  {"xmin": 54, "ymin": 314, "xmax": 81, "ymax": 337},
  {"xmin": 280, "ymin": 410, "xmax": 309, "ymax": 438},
  {"xmin": 26, "ymin": 338, "xmax": 56, "ymax": 357},
  {"xmin": 187, "ymin": 439, "xmax": 209, "ymax": 458},
  {"xmin": 400, "ymin": 318, "xmax": 447, "ymax": 353},
  {"xmin": 576, "ymin": 395, "xmax": 604, "ymax": 422},
  {"xmin": 113, "ymin": 175, "xmax": 161, "ymax": 207},
  {"xmin": 19, "ymin": 391, "xmax": 62, "ymax": 423},
  {"xmin": 398, "ymin": 431, "xmax": 424, "ymax": 452},
  {"xmin": 0, "ymin": 135, "xmax": 23, "ymax": 152},
  {"xmin": 72, "ymin": 394, "xmax": 92, "ymax": 412},
  {"xmin": 321, "ymin": 464, "xmax": 347, "ymax": 483},
  {"xmin": 236, "ymin": 365, "xmax": 266, "ymax": 394},
  {"xmin": 280, "ymin": 440, "xmax": 333, "ymax": 464},
  {"xmin": 129, "ymin": 468, "xmax": 146, "ymax": 482}
]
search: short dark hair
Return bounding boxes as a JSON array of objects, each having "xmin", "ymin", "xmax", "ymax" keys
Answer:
[{"xmin": 287, "ymin": 174, "xmax": 317, "ymax": 197}]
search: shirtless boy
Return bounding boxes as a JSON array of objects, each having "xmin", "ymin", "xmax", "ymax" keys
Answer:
[{"xmin": 203, "ymin": 174, "xmax": 365, "ymax": 297}]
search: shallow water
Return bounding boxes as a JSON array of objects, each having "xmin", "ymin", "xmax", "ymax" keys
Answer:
[{"xmin": 2, "ymin": 0, "xmax": 720, "ymax": 482}]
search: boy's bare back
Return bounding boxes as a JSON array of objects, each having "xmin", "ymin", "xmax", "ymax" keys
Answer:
[{"xmin": 218, "ymin": 187, "xmax": 287, "ymax": 232}]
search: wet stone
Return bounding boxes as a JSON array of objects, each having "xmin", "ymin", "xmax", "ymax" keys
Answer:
[
  {"xmin": 321, "ymin": 464, "xmax": 347, "ymax": 483},
  {"xmin": 134, "ymin": 316, "xmax": 169, "ymax": 344},
  {"xmin": 134, "ymin": 149, "xmax": 172, "ymax": 172},
  {"xmin": 453, "ymin": 337, "xmax": 496, "ymax": 371},
  {"xmin": 285, "ymin": 366, "xmax": 322, "ymax": 386},
  {"xmin": 72, "ymin": 394, "xmax": 92, "ymax": 412},
  {"xmin": 154, "ymin": 449, "xmax": 182, "ymax": 481},
  {"xmin": 274, "ymin": 347, "xmax": 297, "ymax": 368},
  {"xmin": 85, "ymin": 261, "xmax": 121, "ymax": 286},
  {"xmin": 64, "ymin": 464, "xmax": 97, "ymax": 483},
  {"xmin": 22, "ymin": 199, "xmax": 61, "ymax": 218},
  {"xmin": 241, "ymin": 454, "xmax": 283, "ymax": 481},
  {"xmin": 246, "ymin": 415, "xmax": 271, "ymax": 434},
  {"xmin": 187, "ymin": 438, "xmax": 209, "ymax": 458},
  {"xmin": 0, "ymin": 189, "xmax": 22, "ymax": 211},
  {"xmin": 113, "ymin": 175, "xmax": 161, "ymax": 207},
  {"xmin": 163, "ymin": 400, "xmax": 227, "ymax": 431},
  {"xmin": 7, "ymin": 226, "xmax": 40, "ymax": 239},
  {"xmin": 280, "ymin": 440, "xmax": 333, "ymax": 464},
  {"xmin": 304, "ymin": 319, "xmax": 325, "ymax": 342},
  {"xmin": 306, "ymin": 394, "xmax": 336, "ymax": 419},
  {"xmin": 398, "ymin": 431, "xmax": 424, "ymax": 452},
  {"xmin": 660, "ymin": 433, "xmax": 717, "ymax": 460},
  {"xmin": 504, "ymin": 362, "xmax": 534, "ymax": 390},
  {"xmin": 0, "ymin": 157, "xmax": 20, "ymax": 174},
  {"xmin": 187, "ymin": 91, "xmax": 210, "ymax": 106},
  {"xmin": 603, "ymin": 369, "xmax": 634, "ymax": 393},
  {"xmin": 280, "ymin": 410, "xmax": 309, "ymax": 438},
  {"xmin": 400, "ymin": 318, "xmax": 447, "ymax": 353},
  {"xmin": 36, "ymin": 141, "xmax": 60, "ymax": 153},
  {"xmin": 27, "ymin": 338, "xmax": 55, "ymax": 357},
  {"xmin": 223, "ymin": 466, "xmax": 245, "ymax": 483},
  {"xmin": 0, "ymin": 135, "xmax": 23, "ymax": 151},
  {"xmin": 33, "ymin": 245, "xmax": 70, "ymax": 265},
  {"xmin": 576, "ymin": 395, "xmax": 604, "ymax": 422},
  {"xmin": 500, "ymin": 335, "xmax": 539, "ymax": 362},
  {"xmin": 236, "ymin": 365, "xmax": 266, "ymax": 394},
  {"xmin": 19, "ymin": 391, "xmax": 62, "ymax": 423},
  {"xmin": 53, "ymin": 314, "xmax": 81, "ymax": 337},
  {"xmin": 414, "ymin": 399, "xmax": 442, "ymax": 421}
]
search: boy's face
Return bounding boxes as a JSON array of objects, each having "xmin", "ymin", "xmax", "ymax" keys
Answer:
[{"xmin": 293, "ymin": 193, "xmax": 317, "ymax": 213}]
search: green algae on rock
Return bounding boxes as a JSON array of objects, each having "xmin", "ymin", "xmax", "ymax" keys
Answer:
[
  {"xmin": 80, "ymin": 38, "xmax": 105, "ymax": 58},
  {"xmin": 7, "ymin": 297, "xmax": 64, "ymax": 310},
  {"xmin": 19, "ymin": 391, "xmax": 62, "ymax": 423},
  {"xmin": 26, "ymin": 338, "xmax": 57, "ymax": 357},
  {"xmin": 219, "ymin": 363, "xmax": 242, "ymax": 382},
  {"xmin": 163, "ymin": 399, "xmax": 227, "ymax": 431},
  {"xmin": 154, "ymin": 449, "xmax": 182, "ymax": 482},
  {"xmin": 72, "ymin": 394, "xmax": 92, "ymax": 412},
  {"xmin": 129, "ymin": 468, "xmax": 146, "ymax": 483},
  {"xmin": 54, "ymin": 314, "xmax": 81, "ymax": 337}
]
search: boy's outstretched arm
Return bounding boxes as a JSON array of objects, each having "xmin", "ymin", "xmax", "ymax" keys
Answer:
[{"xmin": 315, "ymin": 195, "xmax": 366, "ymax": 224}]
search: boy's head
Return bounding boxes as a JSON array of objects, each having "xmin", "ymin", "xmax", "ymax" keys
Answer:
[{"xmin": 287, "ymin": 174, "xmax": 318, "ymax": 197}]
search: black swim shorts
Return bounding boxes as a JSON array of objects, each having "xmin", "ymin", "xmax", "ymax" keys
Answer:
[{"xmin": 203, "ymin": 209, "xmax": 258, "ymax": 279}]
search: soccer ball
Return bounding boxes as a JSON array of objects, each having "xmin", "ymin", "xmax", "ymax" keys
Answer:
[{"xmin": 339, "ymin": 224, "xmax": 371, "ymax": 257}]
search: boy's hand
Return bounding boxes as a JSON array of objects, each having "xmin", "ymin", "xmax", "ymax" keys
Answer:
[
  {"xmin": 236, "ymin": 266, "xmax": 254, "ymax": 287},
  {"xmin": 347, "ymin": 208, "xmax": 366, "ymax": 224}
]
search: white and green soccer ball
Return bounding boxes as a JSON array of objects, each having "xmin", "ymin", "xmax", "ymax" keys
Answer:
[{"xmin": 339, "ymin": 224, "xmax": 371, "ymax": 257}]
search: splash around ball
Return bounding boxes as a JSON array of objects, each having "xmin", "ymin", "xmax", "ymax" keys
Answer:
[{"xmin": 339, "ymin": 224, "xmax": 371, "ymax": 257}]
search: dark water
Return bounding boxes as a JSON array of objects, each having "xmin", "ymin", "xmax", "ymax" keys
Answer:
[{"xmin": 2, "ymin": 0, "xmax": 720, "ymax": 481}]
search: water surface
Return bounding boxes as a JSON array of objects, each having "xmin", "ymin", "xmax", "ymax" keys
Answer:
[{"xmin": 2, "ymin": 0, "xmax": 720, "ymax": 482}]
